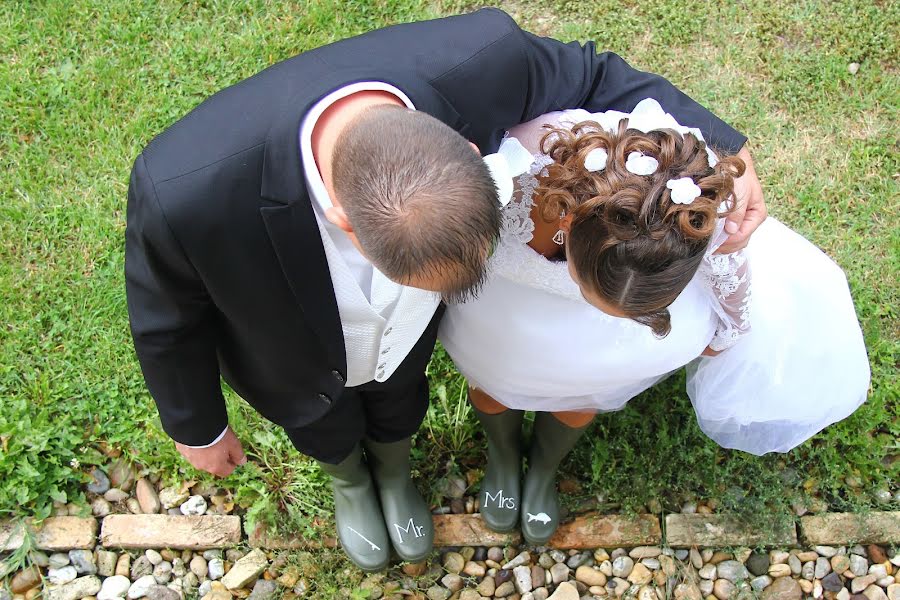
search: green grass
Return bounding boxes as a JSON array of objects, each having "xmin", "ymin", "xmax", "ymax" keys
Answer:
[{"xmin": 0, "ymin": 0, "xmax": 897, "ymax": 572}]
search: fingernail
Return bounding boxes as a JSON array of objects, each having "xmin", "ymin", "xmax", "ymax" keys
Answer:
[{"xmin": 725, "ymin": 221, "xmax": 739, "ymax": 234}]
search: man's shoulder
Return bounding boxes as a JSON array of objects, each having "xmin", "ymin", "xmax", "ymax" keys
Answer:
[{"xmin": 134, "ymin": 8, "xmax": 524, "ymax": 187}]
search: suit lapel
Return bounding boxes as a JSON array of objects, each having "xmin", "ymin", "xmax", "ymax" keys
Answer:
[{"xmin": 260, "ymin": 200, "xmax": 346, "ymax": 370}]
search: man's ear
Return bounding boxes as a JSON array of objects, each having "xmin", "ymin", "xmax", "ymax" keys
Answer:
[
  {"xmin": 469, "ymin": 141, "xmax": 481, "ymax": 156},
  {"xmin": 325, "ymin": 206, "xmax": 353, "ymax": 233}
]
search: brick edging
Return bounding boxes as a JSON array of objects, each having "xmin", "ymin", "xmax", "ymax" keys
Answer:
[{"xmin": 1, "ymin": 511, "xmax": 898, "ymax": 552}]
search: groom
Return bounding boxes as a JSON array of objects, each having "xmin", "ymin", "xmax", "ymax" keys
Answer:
[{"xmin": 125, "ymin": 8, "xmax": 765, "ymax": 570}]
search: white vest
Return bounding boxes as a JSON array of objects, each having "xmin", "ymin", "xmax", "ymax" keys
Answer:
[{"xmin": 300, "ymin": 82, "xmax": 441, "ymax": 387}]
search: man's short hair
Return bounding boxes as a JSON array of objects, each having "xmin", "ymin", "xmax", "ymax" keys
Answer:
[{"xmin": 331, "ymin": 105, "xmax": 500, "ymax": 302}]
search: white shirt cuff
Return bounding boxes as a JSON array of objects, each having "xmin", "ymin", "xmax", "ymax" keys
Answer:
[{"xmin": 181, "ymin": 426, "xmax": 228, "ymax": 449}]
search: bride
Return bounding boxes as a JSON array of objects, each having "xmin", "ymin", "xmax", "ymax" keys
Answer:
[{"xmin": 438, "ymin": 99, "xmax": 871, "ymax": 543}]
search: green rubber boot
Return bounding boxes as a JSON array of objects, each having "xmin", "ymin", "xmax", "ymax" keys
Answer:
[
  {"xmin": 473, "ymin": 407, "xmax": 525, "ymax": 532},
  {"xmin": 521, "ymin": 412, "xmax": 591, "ymax": 544},
  {"xmin": 363, "ymin": 437, "xmax": 434, "ymax": 562},
  {"xmin": 317, "ymin": 445, "xmax": 389, "ymax": 572}
]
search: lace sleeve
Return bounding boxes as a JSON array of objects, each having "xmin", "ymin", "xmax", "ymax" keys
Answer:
[{"xmin": 699, "ymin": 222, "xmax": 751, "ymax": 351}]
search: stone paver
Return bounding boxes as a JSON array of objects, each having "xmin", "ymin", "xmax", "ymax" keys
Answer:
[
  {"xmin": 548, "ymin": 514, "xmax": 661, "ymax": 548},
  {"xmin": 433, "ymin": 514, "xmax": 523, "ymax": 547},
  {"xmin": 666, "ymin": 514, "xmax": 797, "ymax": 547},
  {"xmin": 0, "ymin": 517, "xmax": 97, "ymax": 551},
  {"xmin": 800, "ymin": 512, "xmax": 900, "ymax": 544},
  {"xmin": 100, "ymin": 515, "xmax": 240, "ymax": 549}
]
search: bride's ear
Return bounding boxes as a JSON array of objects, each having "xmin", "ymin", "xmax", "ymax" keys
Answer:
[
  {"xmin": 325, "ymin": 206, "xmax": 354, "ymax": 233},
  {"xmin": 559, "ymin": 213, "xmax": 574, "ymax": 232}
]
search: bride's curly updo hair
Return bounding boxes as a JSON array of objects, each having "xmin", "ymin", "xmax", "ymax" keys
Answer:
[{"xmin": 537, "ymin": 119, "xmax": 745, "ymax": 337}]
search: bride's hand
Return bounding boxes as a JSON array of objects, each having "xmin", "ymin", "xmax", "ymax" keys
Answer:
[{"xmin": 717, "ymin": 145, "xmax": 768, "ymax": 254}]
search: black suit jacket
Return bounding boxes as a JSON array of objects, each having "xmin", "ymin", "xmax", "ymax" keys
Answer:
[{"xmin": 125, "ymin": 8, "xmax": 747, "ymax": 445}]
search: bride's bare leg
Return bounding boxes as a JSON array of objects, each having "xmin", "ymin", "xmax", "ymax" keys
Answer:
[
  {"xmin": 468, "ymin": 386, "xmax": 523, "ymax": 532},
  {"xmin": 550, "ymin": 410, "xmax": 595, "ymax": 428},
  {"xmin": 468, "ymin": 386, "xmax": 509, "ymax": 414}
]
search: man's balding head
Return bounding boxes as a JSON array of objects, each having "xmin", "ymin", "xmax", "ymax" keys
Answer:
[{"xmin": 331, "ymin": 105, "xmax": 500, "ymax": 302}]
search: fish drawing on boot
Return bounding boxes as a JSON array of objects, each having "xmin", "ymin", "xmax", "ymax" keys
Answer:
[{"xmin": 526, "ymin": 512, "xmax": 551, "ymax": 524}]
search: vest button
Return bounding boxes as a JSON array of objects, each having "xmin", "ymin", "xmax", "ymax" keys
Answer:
[
  {"xmin": 317, "ymin": 393, "xmax": 332, "ymax": 405},
  {"xmin": 331, "ymin": 370, "xmax": 344, "ymax": 383}
]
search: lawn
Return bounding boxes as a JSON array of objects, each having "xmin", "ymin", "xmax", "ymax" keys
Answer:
[{"xmin": 0, "ymin": 0, "xmax": 897, "ymax": 554}]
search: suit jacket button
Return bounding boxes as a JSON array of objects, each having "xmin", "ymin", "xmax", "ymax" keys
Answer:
[
  {"xmin": 317, "ymin": 393, "xmax": 332, "ymax": 405},
  {"xmin": 331, "ymin": 370, "xmax": 344, "ymax": 383}
]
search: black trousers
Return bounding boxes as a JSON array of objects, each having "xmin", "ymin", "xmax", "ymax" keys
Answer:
[{"xmin": 283, "ymin": 307, "xmax": 443, "ymax": 464}]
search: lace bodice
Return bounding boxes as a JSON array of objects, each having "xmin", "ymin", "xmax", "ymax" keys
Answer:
[
  {"xmin": 488, "ymin": 101, "xmax": 751, "ymax": 351},
  {"xmin": 488, "ymin": 151, "xmax": 587, "ymax": 303}
]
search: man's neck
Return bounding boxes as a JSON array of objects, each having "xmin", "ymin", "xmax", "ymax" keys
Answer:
[{"xmin": 311, "ymin": 90, "xmax": 405, "ymax": 206}]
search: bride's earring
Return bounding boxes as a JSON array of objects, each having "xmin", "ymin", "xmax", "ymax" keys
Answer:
[{"xmin": 552, "ymin": 211, "xmax": 566, "ymax": 246}]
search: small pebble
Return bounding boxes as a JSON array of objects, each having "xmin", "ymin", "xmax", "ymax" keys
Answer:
[
  {"xmin": 87, "ymin": 469, "xmax": 112, "ymax": 494},
  {"xmin": 815, "ymin": 557, "xmax": 832, "ymax": 579},
  {"xmin": 49, "ymin": 553, "xmax": 71, "ymax": 569},
  {"xmin": 566, "ymin": 552, "xmax": 590, "ymax": 569},
  {"xmin": 821, "ymin": 572, "xmax": 844, "ymax": 592},
  {"xmin": 851, "ymin": 555, "xmax": 869, "ymax": 577},
  {"xmin": 751, "ymin": 576, "xmax": 772, "ymax": 592},
  {"xmin": 47, "ymin": 566, "xmax": 79, "ymax": 585},
  {"xmin": 612, "ymin": 556, "xmax": 635, "ymax": 578},
  {"xmin": 207, "ymin": 558, "xmax": 225, "ymax": 580},
  {"xmin": 713, "ymin": 579, "xmax": 736, "ymax": 600},
  {"xmin": 788, "ymin": 554, "xmax": 802, "ymax": 575},
  {"xmin": 69, "ymin": 550, "xmax": 97, "ymax": 575},
  {"xmin": 96, "ymin": 550, "xmax": 118, "ymax": 577},
  {"xmin": 443, "ymin": 552, "xmax": 465, "ymax": 574},
  {"xmin": 126, "ymin": 498, "xmax": 142, "ymax": 514},
  {"xmin": 104, "ymin": 488, "xmax": 129, "ymax": 503},
  {"xmin": 128, "ymin": 575, "xmax": 158, "ymax": 599},
  {"xmin": 641, "ymin": 558, "xmax": 660, "ymax": 570},
  {"xmin": 179, "ymin": 495, "xmax": 207, "ymax": 516},
  {"xmin": 91, "ymin": 498, "xmax": 112, "ymax": 517},
  {"xmin": 700, "ymin": 564, "xmax": 718, "ymax": 580},
  {"xmin": 97, "ymin": 575, "xmax": 131, "ymax": 600},
  {"xmin": 550, "ymin": 563, "xmax": 570, "ymax": 585},
  {"xmin": 502, "ymin": 551, "xmax": 532, "ymax": 570},
  {"xmin": 115, "ymin": 554, "xmax": 131, "ymax": 578}
]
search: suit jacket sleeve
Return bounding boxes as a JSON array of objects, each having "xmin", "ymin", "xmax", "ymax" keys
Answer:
[
  {"xmin": 514, "ymin": 25, "xmax": 747, "ymax": 153},
  {"xmin": 125, "ymin": 154, "xmax": 228, "ymax": 446}
]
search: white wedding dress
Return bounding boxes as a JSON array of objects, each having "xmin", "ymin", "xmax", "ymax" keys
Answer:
[{"xmin": 439, "ymin": 100, "xmax": 871, "ymax": 455}]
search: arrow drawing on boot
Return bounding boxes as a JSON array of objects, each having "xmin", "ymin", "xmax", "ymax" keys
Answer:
[
  {"xmin": 346, "ymin": 526, "xmax": 381, "ymax": 551},
  {"xmin": 526, "ymin": 512, "xmax": 552, "ymax": 524}
]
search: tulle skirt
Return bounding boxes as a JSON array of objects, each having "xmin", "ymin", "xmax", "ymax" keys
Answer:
[{"xmin": 685, "ymin": 219, "xmax": 870, "ymax": 454}]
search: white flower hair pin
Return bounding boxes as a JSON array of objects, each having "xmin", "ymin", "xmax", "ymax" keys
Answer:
[
  {"xmin": 483, "ymin": 137, "xmax": 534, "ymax": 206},
  {"xmin": 625, "ymin": 151, "xmax": 659, "ymax": 176},
  {"xmin": 584, "ymin": 148, "xmax": 608, "ymax": 172},
  {"xmin": 666, "ymin": 177, "xmax": 703, "ymax": 205}
]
